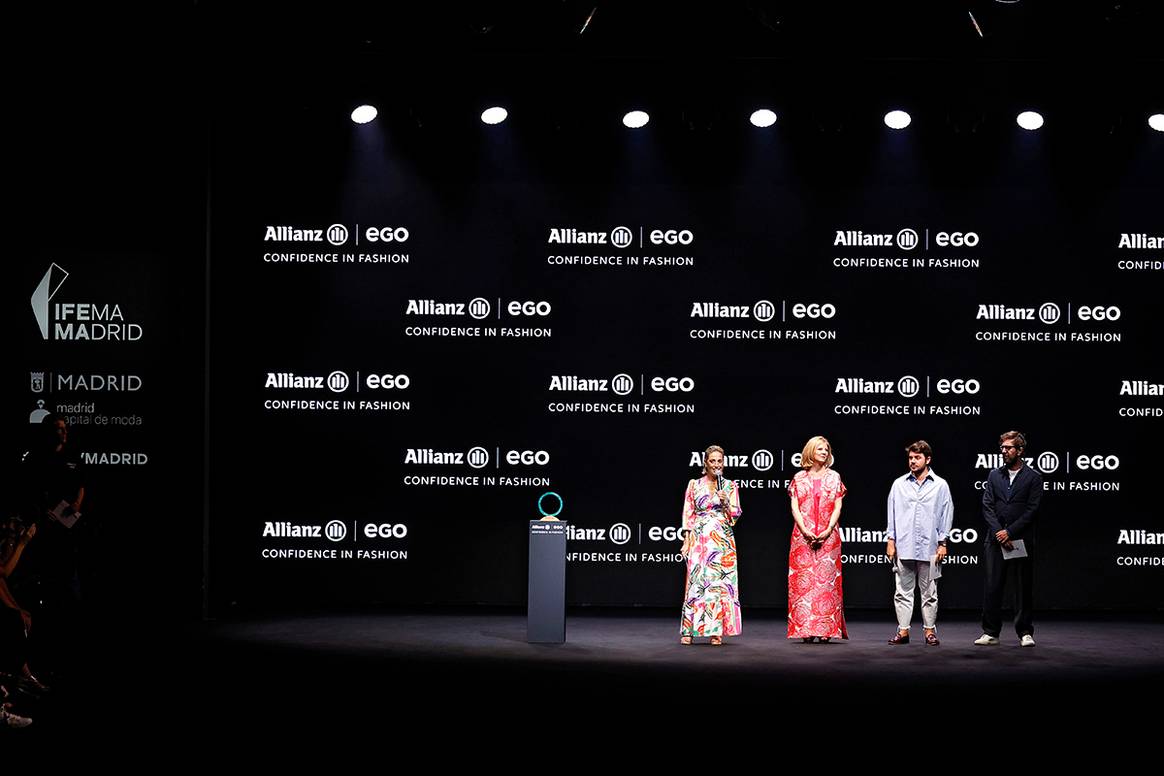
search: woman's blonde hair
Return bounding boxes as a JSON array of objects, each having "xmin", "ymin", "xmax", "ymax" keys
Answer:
[
  {"xmin": 800, "ymin": 436, "xmax": 833, "ymax": 469},
  {"xmin": 703, "ymin": 445, "xmax": 725, "ymax": 474}
]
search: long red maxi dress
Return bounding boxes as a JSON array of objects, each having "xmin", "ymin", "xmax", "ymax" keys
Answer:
[{"xmin": 787, "ymin": 469, "xmax": 849, "ymax": 640}]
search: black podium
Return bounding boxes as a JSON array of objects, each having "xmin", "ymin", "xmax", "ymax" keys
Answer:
[{"xmin": 528, "ymin": 520, "xmax": 567, "ymax": 643}]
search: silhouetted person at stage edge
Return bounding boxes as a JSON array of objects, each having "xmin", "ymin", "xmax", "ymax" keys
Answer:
[
  {"xmin": 20, "ymin": 414, "xmax": 88, "ymax": 672},
  {"xmin": 1, "ymin": 516, "xmax": 48, "ymax": 698}
]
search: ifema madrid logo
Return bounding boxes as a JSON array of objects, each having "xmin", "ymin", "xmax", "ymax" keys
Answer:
[{"xmin": 31, "ymin": 263, "xmax": 143, "ymax": 342}]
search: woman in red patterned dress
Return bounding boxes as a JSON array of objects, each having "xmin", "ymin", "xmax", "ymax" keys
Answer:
[{"xmin": 787, "ymin": 435, "xmax": 848, "ymax": 643}]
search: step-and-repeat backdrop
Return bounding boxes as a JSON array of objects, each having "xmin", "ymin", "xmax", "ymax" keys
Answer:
[{"xmin": 193, "ymin": 114, "xmax": 1162, "ymax": 613}]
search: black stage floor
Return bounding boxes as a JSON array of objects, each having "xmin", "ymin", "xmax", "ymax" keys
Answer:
[{"xmin": 11, "ymin": 609, "xmax": 1163, "ymax": 742}]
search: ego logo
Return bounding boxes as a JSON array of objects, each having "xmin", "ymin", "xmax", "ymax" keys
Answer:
[
  {"xmin": 648, "ymin": 526, "xmax": 685, "ymax": 542},
  {"xmin": 610, "ymin": 226, "xmax": 634, "ymax": 249},
  {"xmin": 935, "ymin": 378, "xmax": 981, "ymax": 395},
  {"xmin": 1037, "ymin": 452, "xmax": 1060, "ymax": 474},
  {"xmin": 1076, "ymin": 454, "xmax": 1120, "ymax": 471},
  {"xmin": 791, "ymin": 303, "xmax": 836, "ymax": 319},
  {"xmin": 507, "ymin": 301, "xmax": 552, "ymax": 316},
  {"xmin": 1076, "ymin": 305, "xmax": 1122, "ymax": 322},
  {"xmin": 327, "ymin": 371, "xmax": 350, "ymax": 393},
  {"xmin": 935, "ymin": 231, "xmax": 980, "ymax": 247},
  {"xmin": 469, "ymin": 298, "xmax": 491, "ymax": 319},
  {"xmin": 1039, "ymin": 303, "xmax": 1061, "ymax": 325},
  {"xmin": 364, "ymin": 227, "xmax": 410, "ymax": 243},
  {"xmin": 896, "ymin": 229, "xmax": 919, "ymax": 250},
  {"xmin": 363, "ymin": 523, "xmax": 408, "ymax": 539},
  {"xmin": 612, "ymin": 374, "xmax": 635, "ymax": 396},
  {"xmin": 897, "ymin": 375, "xmax": 920, "ymax": 398},
  {"xmin": 467, "ymin": 447, "xmax": 490, "ymax": 469},
  {"xmin": 505, "ymin": 450, "xmax": 550, "ymax": 465},
  {"xmin": 325, "ymin": 520, "xmax": 348, "ymax": 542},
  {"xmin": 753, "ymin": 300, "xmax": 776, "ymax": 322},
  {"xmin": 649, "ymin": 229, "xmax": 694, "ymax": 246},
  {"xmin": 947, "ymin": 528, "xmax": 979, "ymax": 543},
  {"xmin": 609, "ymin": 523, "xmax": 632, "ymax": 545},
  {"xmin": 752, "ymin": 449, "xmax": 775, "ymax": 472},
  {"xmin": 650, "ymin": 377, "xmax": 695, "ymax": 392},
  {"xmin": 365, "ymin": 374, "xmax": 410, "ymax": 389},
  {"xmin": 326, "ymin": 224, "xmax": 349, "ymax": 246}
]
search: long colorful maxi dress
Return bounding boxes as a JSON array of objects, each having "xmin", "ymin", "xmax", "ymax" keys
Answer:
[
  {"xmin": 787, "ymin": 469, "xmax": 849, "ymax": 640},
  {"xmin": 680, "ymin": 477, "xmax": 742, "ymax": 638}
]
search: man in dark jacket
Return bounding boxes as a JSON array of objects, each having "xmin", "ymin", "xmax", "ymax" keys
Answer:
[{"xmin": 975, "ymin": 430, "xmax": 1043, "ymax": 647}]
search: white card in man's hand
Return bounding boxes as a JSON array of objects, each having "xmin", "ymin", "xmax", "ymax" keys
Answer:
[{"xmin": 1001, "ymin": 539, "xmax": 1028, "ymax": 560}]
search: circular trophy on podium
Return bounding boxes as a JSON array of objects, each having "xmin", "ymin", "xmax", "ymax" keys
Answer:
[{"xmin": 537, "ymin": 491, "xmax": 563, "ymax": 521}]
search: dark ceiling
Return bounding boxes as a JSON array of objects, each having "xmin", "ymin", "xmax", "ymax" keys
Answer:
[{"xmin": 196, "ymin": 1, "xmax": 1163, "ymax": 62}]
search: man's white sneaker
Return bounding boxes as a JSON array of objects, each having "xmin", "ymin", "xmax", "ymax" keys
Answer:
[
  {"xmin": 1020, "ymin": 634, "xmax": 1036, "ymax": 647},
  {"xmin": 1, "ymin": 708, "xmax": 33, "ymax": 728},
  {"xmin": 973, "ymin": 634, "xmax": 1000, "ymax": 646}
]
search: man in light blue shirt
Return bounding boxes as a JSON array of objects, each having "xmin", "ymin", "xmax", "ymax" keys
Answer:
[{"xmin": 886, "ymin": 440, "xmax": 953, "ymax": 646}]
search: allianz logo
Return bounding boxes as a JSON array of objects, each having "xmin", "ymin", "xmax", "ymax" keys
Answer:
[
  {"xmin": 261, "ymin": 521, "xmax": 408, "ymax": 542},
  {"xmin": 568, "ymin": 524, "xmax": 698, "ymax": 544},
  {"xmin": 834, "ymin": 229, "xmax": 912, "ymax": 248},
  {"xmin": 549, "ymin": 375, "xmax": 695, "ymax": 394},
  {"xmin": 837, "ymin": 527, "xmax": 979, "ymax": 543},
  {"xmin": 835, "ymin": 376, "xmax": 921, "ymax": 397},
  {"xmin": 975, "ymin": 452, "xmax": 1120, "ymax": 474},
  {"xmin": 263, "ymin": 225, "xmax": 408, "ymax": 246},
  {"xmin": 548, "ymin": 227, "xmax": 629, "ymax": 248},
  {"xmin": 265, "ymin": 372, "xmax": 410, "ymax": 392},
  {"xmin": 550, "ymin": 374, "xmax": 635, "ymax": 394},
  {"xmin": 688, "ymin": 449, "xmax": 776, "ymax": 472},
  {"xmin": 547, "ymin": 227, "xmax": 694, "ymax": 249},
  {"xmin": 1118, "ymin": 234, "xmax": 1162, "ymax": 249},
  {"xmin": 266, "ymin": 371, "xmax": 349, "ymax": 391},
  {"xmin": 1120, "ymin": 380, "xmax": 1163, "ymax": 396},
  {"xmin": 976, "ymin": 303, "xmax": 1121, "ymax": 324},
  {"xmin": 567, "ymin": 523, "xmax": 633, "ymax": 545},
  {"xmin": 689, "ymin": 301, "xmax": 836, "ymax": 321},
  {"xmin": 405, "ymin": 299, "xmax": 552, "ymax": 319},
  {"xmin": 835, "ymin": 376, "xmax": 980, "ymax": 397},
  {"xmin": 404, "ymin": 448, "xmax": 549, "ymax": 468},
  {"xmin": 1117, "ymin": 530, "xmax": 1164, "ymax": 544},
  {"xmin": 405, "ymin": 448, "xmax": 482, "ymax": 467},
  {"xmin": 406, "ymin": 299, "xmax": 486, "ymax": 317},
  {"xmin": 263, "ymin": 520, "xmax": 347, "ymax": 542},
  {"xmin": 833, "ymin": 229, "xmax": 978, "ymax": 249},
  {"xmin": 264, "ymin": 224, "xmax": 349, "ymax": 245}
]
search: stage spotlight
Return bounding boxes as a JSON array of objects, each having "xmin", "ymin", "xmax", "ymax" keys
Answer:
[
  {"xmin": 623, "ymin": 110, "xmax": 650, "ymax": 129},
  {"xmin": 1149, "ymin": 114, "xmax": 1164, "ymax": 132},
  {"xmin": 351, "ymin": 105, "xmax": 378, "ymax": 124},
  {"xmin": 884, "ymin": 110, "xmax": 911, "ymax": 130},
  {"xmin": 750, "ymin": 109, "xmax": 777, "ymax": 128},
  {"xmin": 481, "ymin": 107, "xmax": 508, "ymax": 125},
  {"xmin": 1017, "ymin": 111, "xmax": 1044, "ymax": 131}
]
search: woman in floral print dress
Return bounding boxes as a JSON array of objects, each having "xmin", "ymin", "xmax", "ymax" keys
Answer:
[{"xmin": 679, "ymin": 445, "xmax": 742, "ymax": 646}]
